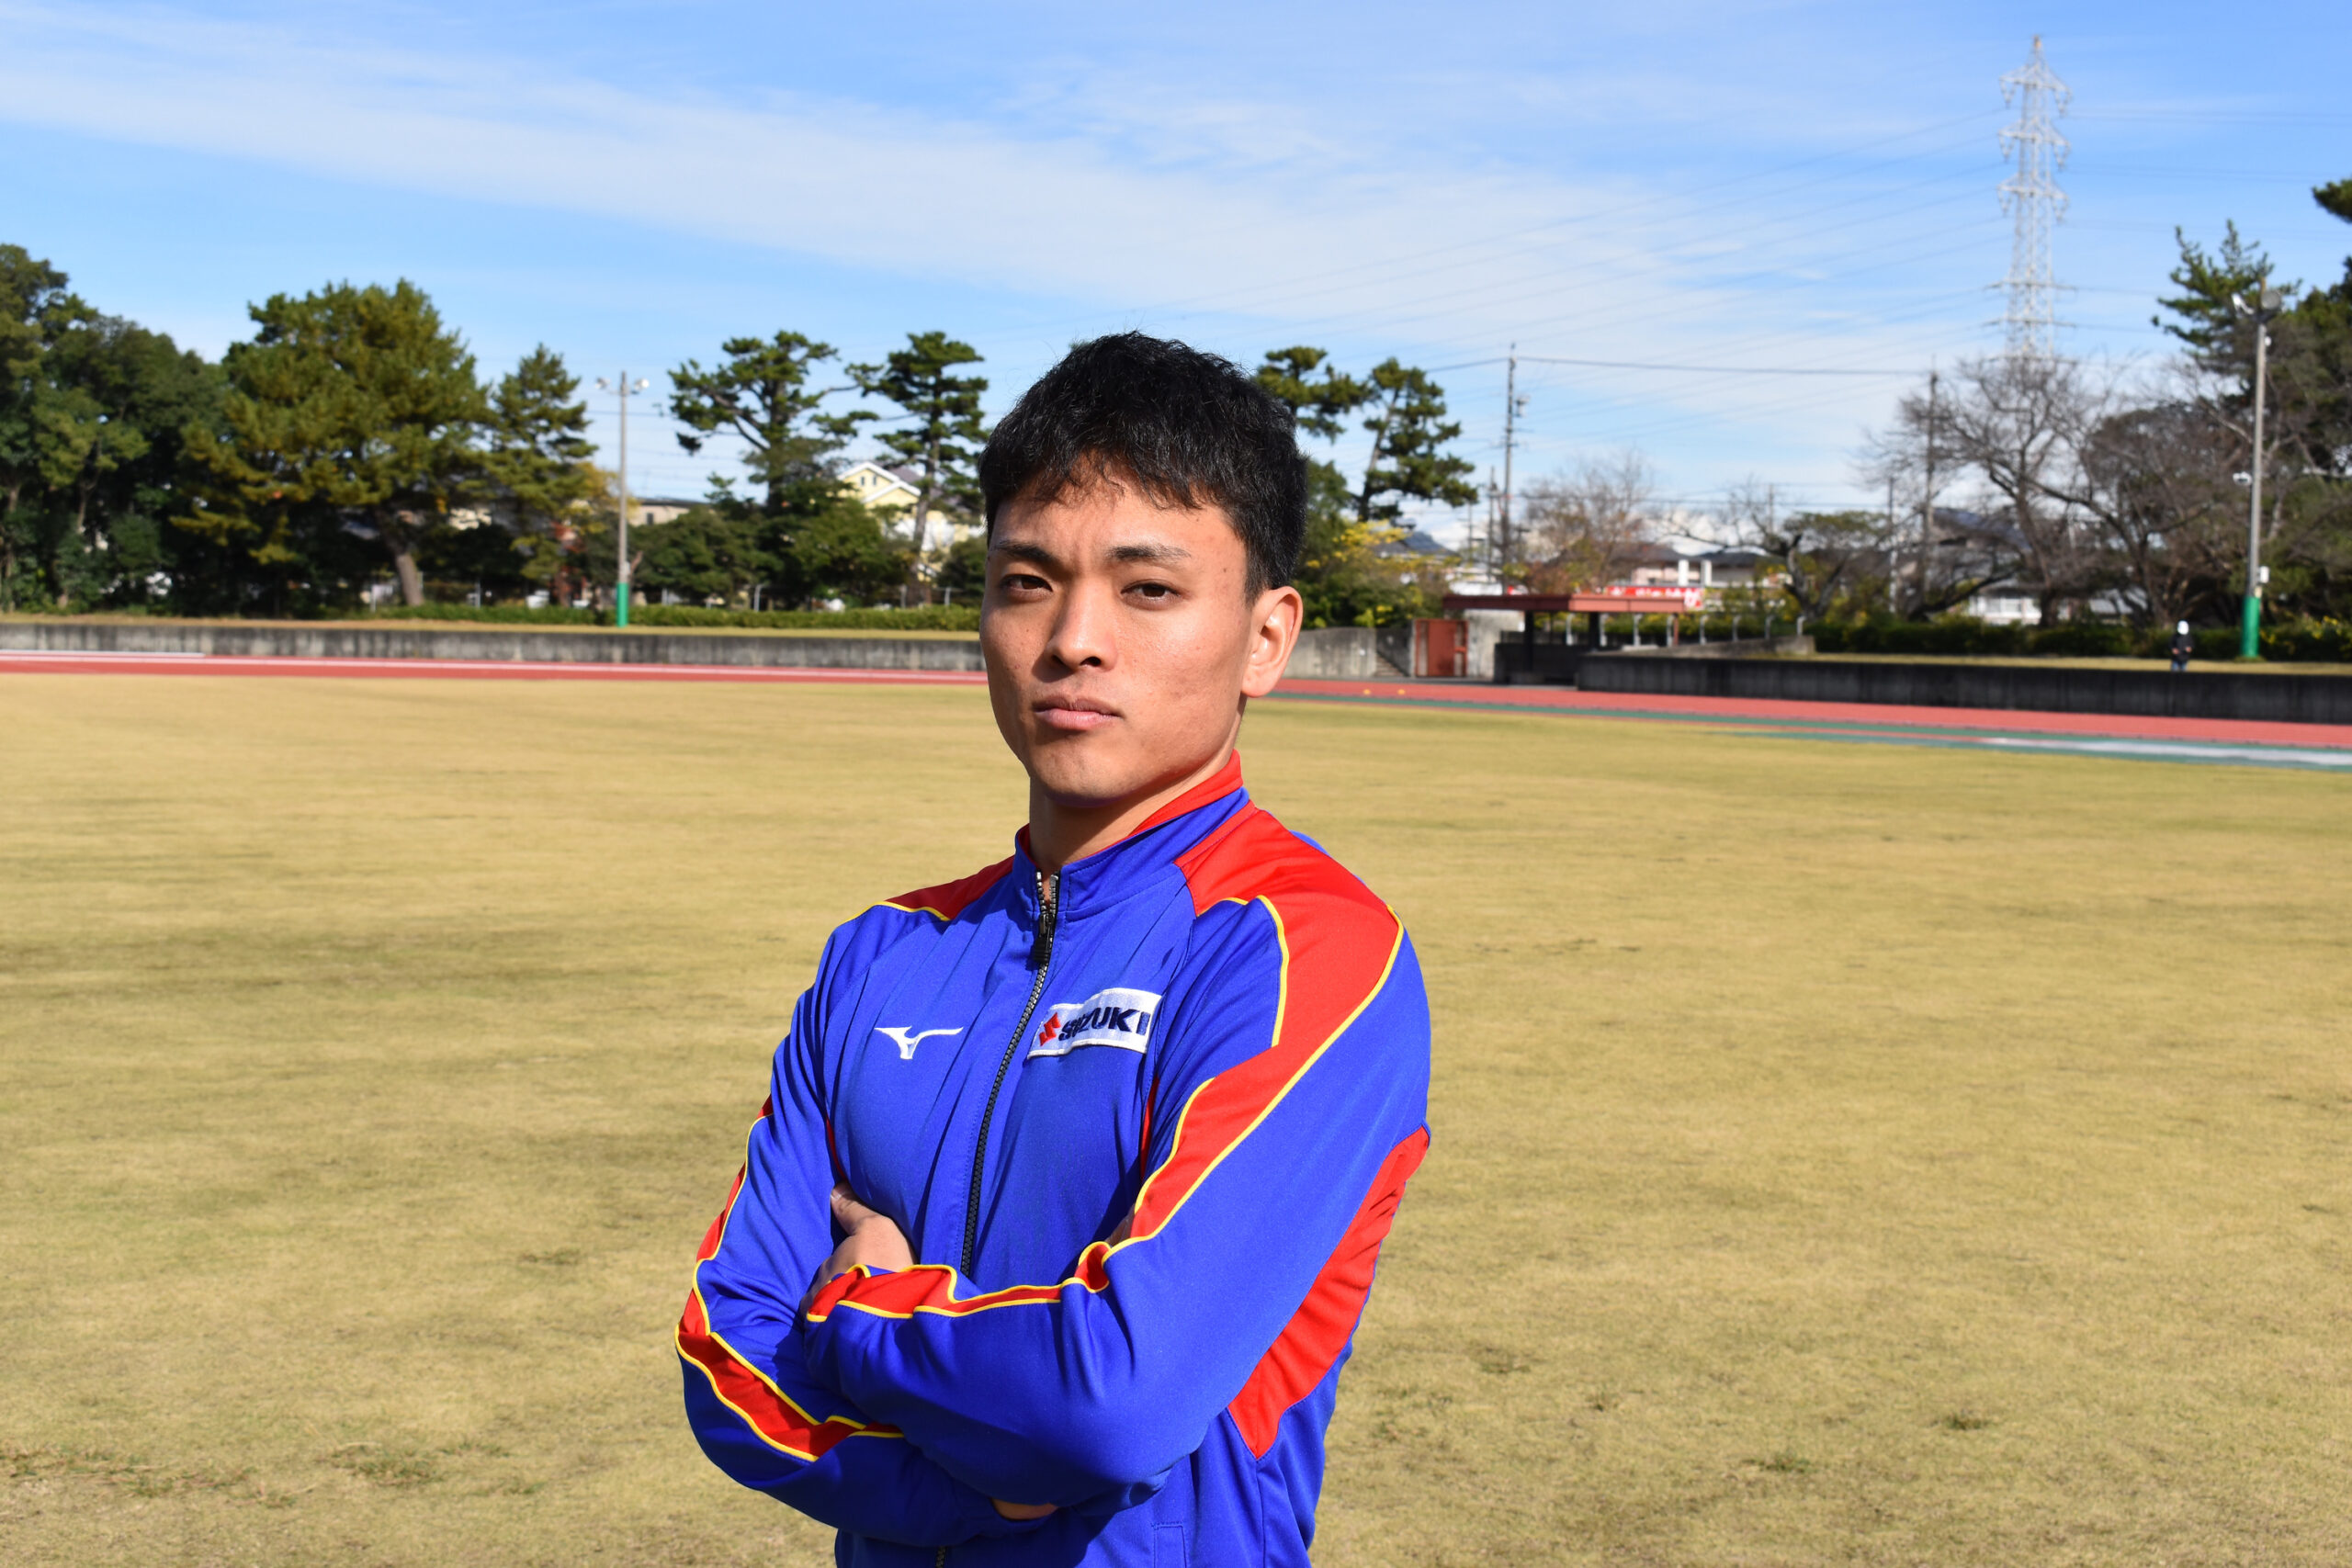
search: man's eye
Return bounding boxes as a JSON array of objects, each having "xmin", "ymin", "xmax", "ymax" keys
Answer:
[
  {"xmin": 999, "ymin": 572, "xmax": 1048, "ymax": 593},
  {"xmin": 1128, "ymin": 581, "xmax": 1174, "ymax": 601}
]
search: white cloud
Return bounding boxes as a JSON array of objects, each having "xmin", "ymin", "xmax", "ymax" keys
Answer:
[
  {"xmin": 0, "ymin": 1, "xmax": 1690, "ymax": 345},
  {"xmin": 0, "ymin": 1, "xmax": 2043, "ymax": 504}
]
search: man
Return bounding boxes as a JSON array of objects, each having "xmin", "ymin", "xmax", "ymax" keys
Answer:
[
  {"xmin": 677, "ymin": 333, "xmax": 1432, "ymax": 1566},
  {"xmin": 2168, "ymin": 620, "xmax": 2195, "ymax": 673}
]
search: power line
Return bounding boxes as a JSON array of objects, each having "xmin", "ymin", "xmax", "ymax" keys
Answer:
[
  {"xmin": 1043, "ymin": 111, "xmax": 2010, "ymax": 331},
  {"xmin": 1516, "ymin": 355, "xmax": 1912, "ymax": 377}
]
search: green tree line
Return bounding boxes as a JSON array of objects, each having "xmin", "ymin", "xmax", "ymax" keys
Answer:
[{"xmin": 1, "ymin": 249, "xmax": 1480, "ymax": 624}]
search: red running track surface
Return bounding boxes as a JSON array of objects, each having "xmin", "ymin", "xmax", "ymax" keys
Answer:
[
  {"xmin": 1271, "ymin": 675, "xmax": 2352, "ymax": 751},
  {"xmin": 0, "ymin": 652, "xmax": 987, "ymax": 687}
]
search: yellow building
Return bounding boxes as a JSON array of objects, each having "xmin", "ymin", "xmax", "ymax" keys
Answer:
[{"xmin": 837, "ymin": 460, "xmax": 980, "ymax": 555}]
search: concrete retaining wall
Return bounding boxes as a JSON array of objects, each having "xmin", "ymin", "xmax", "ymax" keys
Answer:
[
  {"xmin": 1281, "ymin": 627, "xmax": 1383, "ymax": 681},
  {"xmin": 1578, "ymin": 653, "xmax": 2352, "ymax": 726},
  {"xmin": 0, "ymin": 619, "xmax": 985, "ymax": 671},
  {"xmin": 1631, "ymin": 635, "xmax": 1815, "ymax": 659}
]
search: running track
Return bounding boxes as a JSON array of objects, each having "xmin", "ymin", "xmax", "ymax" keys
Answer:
[{"xmin": 6, "ymin": 650, "xmax": 2348, "ymax": 773}]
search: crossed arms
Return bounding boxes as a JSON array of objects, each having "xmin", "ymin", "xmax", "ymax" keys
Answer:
[{"xmin": 677, "ymin": 908, "xmax": 1429, "ymax": 1548}]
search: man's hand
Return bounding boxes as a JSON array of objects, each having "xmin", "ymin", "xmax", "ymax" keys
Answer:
[
  {"xmin": 805, "ymin": 1187, "xmax": 1058, "ymax": 1523},
  {"xmin": 992, "ymin": 1498, "xmax": 1056, "ymax": 1520},
  {"xmin": 802, "ymin": 1183, "xmax": 915, "ymax": 1312}
]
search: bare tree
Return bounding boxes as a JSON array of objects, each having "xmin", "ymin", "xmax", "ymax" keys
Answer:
[
  {"xmin": 1858, "ymin": 378, "xmax": 1992, "ymax": 617},
  {"xmin": 1865, "ymin": 359, "xmax": 2123, "ymax": 618},
  {"xmin": 1859, "ymin": 392, "xmax": 2018, "ymax": 620},
  {"xmin": 2045, "ymin": 380, "xmax": 2242, "ymax": 627},
  {"xmin": 1721, "ymin": 479, "xmax": 1893, "ymax": 620},
  {"xmin": 1521, "ymin": 451, "xmax": 1656, "ymax": 591},
  {"xmin": 1940, "ymin": 355, "xmax": 2111, "ymax": 621}
]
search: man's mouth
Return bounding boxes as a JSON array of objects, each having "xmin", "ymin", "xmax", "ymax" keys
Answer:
[{"xmin": 1034, "ymin": 694, "xmax": 1120, "ymax": 732}]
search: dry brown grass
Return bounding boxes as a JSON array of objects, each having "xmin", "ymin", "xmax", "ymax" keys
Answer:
[{"xmin": 1, "ymin": 674, "xmax": 2346, "ymax": 1566}]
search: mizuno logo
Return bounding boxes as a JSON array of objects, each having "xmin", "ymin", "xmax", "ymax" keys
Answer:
[
  {"xmin": 874, "ymin": 1026, "xmax": 961, "ymax": 1061},
  {"xmin": 1027, "ymin": 987, "xmax": 1163, "ymax": 1058}
]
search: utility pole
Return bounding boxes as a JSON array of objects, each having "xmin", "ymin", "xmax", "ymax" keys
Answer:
[
  {"xmin": 1917, "ymin": 367, "xmax": 1938, "ymax": 618},
  {"xmin": 597, "ymin": 373, "xmax": 650, "ymax": 626},
  {"xmin": 1498, "ymin": 347, "xmax": 1521, "ymax": 583},
  {"xmin": 2240, "ymin": 286, "xmax": 2281, "ymax": 660},
  {"xmin": 1885, "ymin": 473, "xmax": 1898, "ymax": 612}
]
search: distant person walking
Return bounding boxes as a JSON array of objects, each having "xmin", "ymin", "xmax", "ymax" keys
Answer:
[{"xmin": 2168, "ymin": 621, "xmax": 2195, "ymax": 672}]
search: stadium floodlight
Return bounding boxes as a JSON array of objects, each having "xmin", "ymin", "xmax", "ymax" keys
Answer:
[{"xmin": 595, "ymin": 376, "xmax": 653, "ymax": 626}]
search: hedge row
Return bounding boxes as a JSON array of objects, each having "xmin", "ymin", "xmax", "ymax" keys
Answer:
[
  {"xmin": 371, "ymin": 603, "xmax": 982, "ymax": 632},
  {"xmin": 1809, "ymin": 617, "xmax": 2352, "ymax": 663}
]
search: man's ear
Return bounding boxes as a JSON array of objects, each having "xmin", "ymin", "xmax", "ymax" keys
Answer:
[{"xmin": 1240, "ymin": 584, "xmax": 1304, "ymax": 699}]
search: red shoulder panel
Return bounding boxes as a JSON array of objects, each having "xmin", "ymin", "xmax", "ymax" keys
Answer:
[
  {"xmin": 880, "ymin": 854, "xmax": 1017, "ymax": 922},
  {"xmin": 1171, "ymin": 799, "xmax": 1388, "ymax": 923},
  {"xmin": 1130, "ymin": 750, "xmax": 1246, "ymax": 839},
  {"xmin": 1227, "ymin": 1125, "xmax": 1428, "ymax": 1455},
  {"xmin": 1130, "ymin": 807, "xmax": 1402, "ymax": 1239}
]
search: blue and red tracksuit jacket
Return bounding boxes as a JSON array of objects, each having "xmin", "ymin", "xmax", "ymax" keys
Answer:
[{"xmin": 677, "ymin": 754, "xmax": 1431, "ymax": 1565}]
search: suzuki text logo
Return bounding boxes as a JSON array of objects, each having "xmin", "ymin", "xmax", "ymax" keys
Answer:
[
  {"xmin": 874, "ymin": 1026, "xmax": 960, "ymax": 1061},
  {"xmin": 1026, "ymin": 987, "xmax": 1161, "ymax": 1058}
]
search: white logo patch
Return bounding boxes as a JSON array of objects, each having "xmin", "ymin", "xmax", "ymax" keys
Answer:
[
  {"xmin": 874, "ymin": 1026, "xmax": 961, "ymax": 1061},
  {"xmin": 1028, "ymin": 987, "xmax": 1162, "ymax": 1058}
]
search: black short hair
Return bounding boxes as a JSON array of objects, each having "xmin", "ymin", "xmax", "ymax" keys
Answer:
[{"xmin": 979, "ymin": 333, "xmax": 1306, "ymax": 593}]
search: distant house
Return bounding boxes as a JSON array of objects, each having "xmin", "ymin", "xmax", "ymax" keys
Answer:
[
  {"xmin": 839, "ymin": 460, "xmax": 922, "ymax": 516},
  {"xmin": 444, "ymin": 493, "xmax": 697, "ymax": 531},
  {"xmin": 838, "ymin": 460, "xmax": 980, "ymax": 552},
  {"xmin": 1623, "ymin": 542, "xmax": 1774, "ymax": 594},
  {"xmin": 1962, "ymin": 589, "xmax": 2041, "ymax": 625},
  {"xmin": 636, "ymin": 496, "xmax": 699, "ymax": 525},
  {"xmin": 1373, "ymin": 527, "xmax": 1453, "ymax": 561}
]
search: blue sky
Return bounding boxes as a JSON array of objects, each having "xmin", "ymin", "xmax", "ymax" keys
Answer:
[{"xmin": 4, "ymin": 1, "xmax": 2347, "ymax": 536}]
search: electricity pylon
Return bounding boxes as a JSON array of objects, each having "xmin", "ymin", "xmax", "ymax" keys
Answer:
[{"xmin": 1998, "ymin": 37, "xmax": 2070, "ymax": 362}]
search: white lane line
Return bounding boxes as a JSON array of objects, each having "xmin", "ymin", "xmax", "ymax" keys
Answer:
[{"xmin": 1979, "ymin": 736, "xmax": 2352, "ymax": 767}]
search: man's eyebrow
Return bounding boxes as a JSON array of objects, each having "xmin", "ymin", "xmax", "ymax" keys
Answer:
[
  {"xmin": 1107, "ymin": 541, "xmax": 1193, "ymax": 564},
  {"xmin": 989, "ymin": 539, "xmax": 1064, "ymax": 570}
]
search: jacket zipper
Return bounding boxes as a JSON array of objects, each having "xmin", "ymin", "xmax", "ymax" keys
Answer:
[
  {"xmin": 944, "ymin": 870, "xmax": 1059, "ymax": 1565},
  {"xmin": 962, "ymin": 869, "xmax": 1058, "ymax": 1275}
]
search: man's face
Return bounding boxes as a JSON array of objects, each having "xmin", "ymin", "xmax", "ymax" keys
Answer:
[{"xmin": 981, "ymin": 471, "xmax": 1300, "ymax": 818}]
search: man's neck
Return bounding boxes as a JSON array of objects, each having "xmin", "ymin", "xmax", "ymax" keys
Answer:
[{"xmin": 1026, "ymin": 745, "xmax": 1237, "ymax": 873}]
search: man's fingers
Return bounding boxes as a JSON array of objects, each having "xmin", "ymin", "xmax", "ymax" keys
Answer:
[
  {"xmin": 830, "ymin": 1181, "xmax": 881, "ymax": 1231},
  {"xmin": 991, "ymin": 1499, "xmax": 1057, "ymax": 1521}
]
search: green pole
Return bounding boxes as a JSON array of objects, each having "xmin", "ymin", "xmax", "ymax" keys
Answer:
[
  {"xmin": 617, "ymin": 367, "xmax": 631, "ymax": 630},
  {"xmin": 2238, "ymin": 287, "xmax": 2276, "ymax": 660}
]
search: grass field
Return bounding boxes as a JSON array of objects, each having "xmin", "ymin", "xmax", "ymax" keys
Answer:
[{"xmin": 2, "ymin": 675, "xmax": 2346, "ymax": 1567}]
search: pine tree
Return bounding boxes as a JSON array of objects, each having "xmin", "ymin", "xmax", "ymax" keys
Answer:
[
  {"xmin": 482, "ymin": 345, "xmax": 598, "ymax": 591},
  {"xmin": 669, "ymin": 332, "xmax": 870, "ymax": 515},
  {"xmin": 851, "ymin": 332, "xmax": 988, "ymax": 563},
  {"xmin": 1355, "ymin": 359, "xmax": 1478, "ymax": 525},
  {"xmin": 1253, "ymin": 346, "xmax": 1371, "ymax": 441},
  {"xmin": 180, "ymin": 279, "xmax": 486, "ymax": 606},
  {"xmin": 2153, "ymin": 222, "xmax": 2281, "ymax": 378}
]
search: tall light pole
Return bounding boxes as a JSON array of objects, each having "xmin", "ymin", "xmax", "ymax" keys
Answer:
[
  {"xmin": 597, "ymin": 373, "xmax": 650, "ymax": 627},
  {"xmin": 2237, "ymin": 287, "xmax": 2280, "ymax": 660}
]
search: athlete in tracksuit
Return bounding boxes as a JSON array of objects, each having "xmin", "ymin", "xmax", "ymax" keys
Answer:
[
  {"xmin": 680, "ymin": 754, "xmax": 1430, "ymax": 1563},
  {"xmin": 676, "ymin": 332, "xmax": 1432, "ymax": 1564}
]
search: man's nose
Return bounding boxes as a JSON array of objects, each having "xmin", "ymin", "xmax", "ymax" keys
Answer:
[{"xmin": 1045, "ymin": 581, "xmax": 1116, "ymax": 671}]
